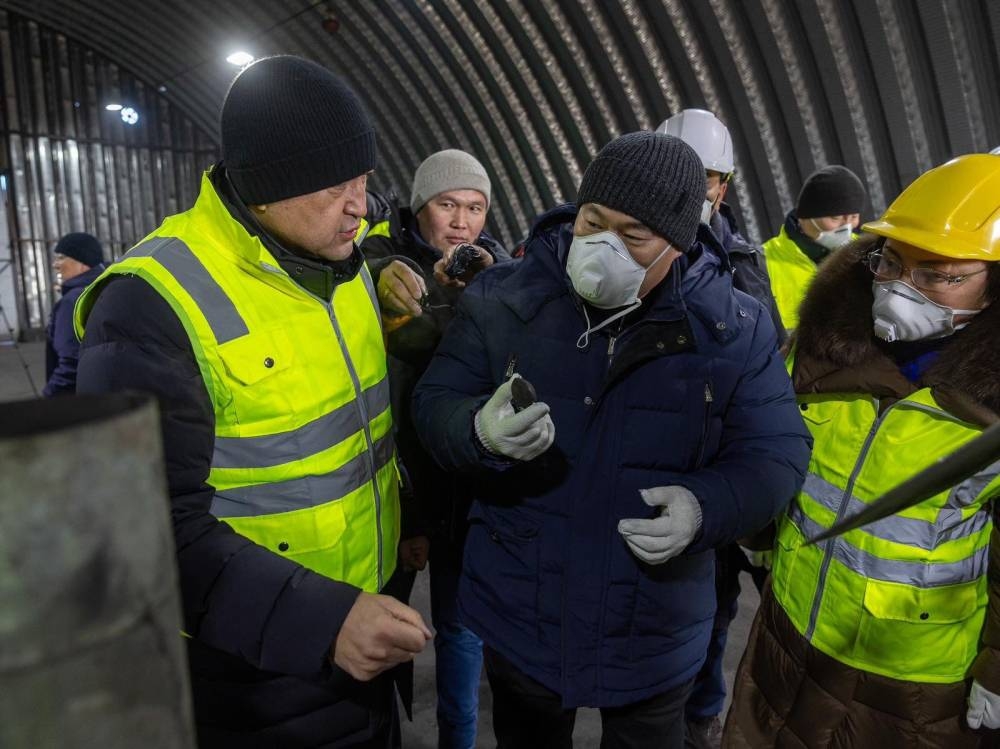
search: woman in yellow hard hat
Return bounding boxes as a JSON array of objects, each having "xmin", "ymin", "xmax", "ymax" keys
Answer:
[{"xmin": 723, "ymin": 154, "xmax": 1000, "ymax": 748}]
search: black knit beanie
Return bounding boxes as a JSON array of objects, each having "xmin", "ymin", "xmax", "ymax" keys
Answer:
[
  {"xmin": 53, "ymin": 232, "xmax": 103, "ymax": 267},
  {"xmin": 221, "ymin": 56, "xmax": 377, "ymax": 204},
  {"xmin": 577, "ymin": 132, "xmax": 703, "ymax": 251},
  {"xmin": 796, "ymin": 165, "xmax": 866, "ymax": 219}
]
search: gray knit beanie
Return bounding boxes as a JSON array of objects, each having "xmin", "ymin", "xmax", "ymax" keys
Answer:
[
  {"xmin": 410, "ymin": 149, "xmax": 491, "ymax": 213},
  {"xmin": 577, "ymin": 131, "xmax": 704, "ymax": 251}
]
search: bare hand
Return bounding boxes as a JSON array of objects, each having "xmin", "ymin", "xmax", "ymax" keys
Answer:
[
  {"xmin": 332, "ymin": 592, "xmax": 432, "ymax": 681},
  {"xmin": 432, "ymin": 244, "xmax": 494, "ymax": 288},
  {"xmin": 378, "ymin": 260, "xmax": 426, "ymax": 317},
  {"xmin": 399, "ymin": 535, "xmax": 430, "ymax": 571}
]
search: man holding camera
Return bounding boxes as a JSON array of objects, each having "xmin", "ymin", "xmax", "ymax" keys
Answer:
[{"xmin": 362, "ymin": 148, "xmax": 509, "ymax": 749}]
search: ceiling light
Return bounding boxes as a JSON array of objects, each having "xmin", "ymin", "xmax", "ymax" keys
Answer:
[
  {"xmin": 121, "ymin": 107, "xmax": 139, "ymax": 125},
  {"xmin": 105, "ymin": 103, "xmax": 123, "ymax": 111},
  {"xmin": 226, "ymin": 51, "xmax": 254, "ymax": 66}
]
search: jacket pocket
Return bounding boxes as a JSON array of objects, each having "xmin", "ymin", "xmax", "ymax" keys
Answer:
[
  {"xmin": 217, "ymin": 328, "xmax": 294, "ymax": 386},
  {"xmin": 855, "ymin": 577, "xmax": 985, "ymax": 680},
  {"xmin": 463, "ymin": 507, "xmax": 540, "ymax": 632},
  {"xmin": 225, "ymin": 498, "xmax": 349, "ymax": 575}
]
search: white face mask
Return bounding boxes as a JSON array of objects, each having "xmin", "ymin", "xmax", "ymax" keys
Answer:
[
  {"xmin": 871, "ymin": 280, "xmax": 982, "ymax": 342},
  {"xmin": 810, "ymin": 219, "xmax": 853, "ymax": 250},
  {"xmin": 566, "ymin": 230, "xmax": 671, "ymax": 348},
  {"xmin": 700, "ymin": 199, "xmax": 714, "ymax": 225}
]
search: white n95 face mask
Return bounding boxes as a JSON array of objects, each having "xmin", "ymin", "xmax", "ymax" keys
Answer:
[
  {"xmin": 811, "ymin": 219, "xmax": 853, "ymax": 250},
  {"xmin": 871, "ymin": 280, "xmax": 981, "ymax": 342},
  {"xmin": 566, "ymin": 230, "xmax": 669, "ymax": 310},
  {"xmin": 566, "ymin": 230, "xmax": 671, "ymax": 349},
  {"xmin": 700, "ymin": 199, "xmax": 714, "ymax": 225}
]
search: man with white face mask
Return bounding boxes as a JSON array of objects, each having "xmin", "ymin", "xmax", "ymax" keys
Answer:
[
  {"xmin": 658, "ymin": 109, "xmax": 784, "ymax": 348},
  {"xmin": 412, "ymin": 132, "xmax": 811, "ymax": 748},
  {"xmin": 762, "ymin": 164, "xmax": 866, "ymax": 330},
  {"xmin": 725, "ymin": 154, "xmax": 1000, "ymax": 749}
]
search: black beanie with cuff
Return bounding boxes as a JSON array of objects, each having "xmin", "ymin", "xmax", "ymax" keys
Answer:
[
  {"xmin": 577, "ymin": 132, "xmax": 704, "ymax": 251},
  {"xmin": 796, "ymin": 165, "xmax": 866, "ymax": 219},
  {"xmin": 221, "ymin": 56, "xmax": 377, "ymax": 205}
]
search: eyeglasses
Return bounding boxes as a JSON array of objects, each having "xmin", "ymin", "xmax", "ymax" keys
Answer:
[{"xmin": 866, "ymin": 249, "xmax": 987, "ymax": 292}]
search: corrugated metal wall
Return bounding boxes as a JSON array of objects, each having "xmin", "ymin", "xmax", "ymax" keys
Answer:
[
  {"xmin": 1, "ymin": 0, "xmax": 998, "ymax": 331},
  {"xmin": 0, "ymin": 10, "xmax": 217, "ymax": 336}
]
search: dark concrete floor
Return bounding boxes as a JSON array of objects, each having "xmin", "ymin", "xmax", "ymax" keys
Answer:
[{"xmin": 1, "ymin": 341, "xmax": 762, "ymax": 748}]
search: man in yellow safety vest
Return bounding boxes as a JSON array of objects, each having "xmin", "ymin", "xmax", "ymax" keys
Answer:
[{"xmin": 75, "ymin": 55, "xmax": 431, "ymax": 748}]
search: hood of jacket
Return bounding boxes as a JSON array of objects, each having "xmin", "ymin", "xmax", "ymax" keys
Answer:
[
  {"xmin": 489, "ymin": 204, "xmax": 746, "ymax": 347},
  {"xmin": 793, "ymin": 236, "xmax": 1000, "ymax": 424}
]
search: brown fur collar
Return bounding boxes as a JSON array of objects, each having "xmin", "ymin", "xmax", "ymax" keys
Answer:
[{"xmin": 792, "ymin": 235, "xmax": 1000, "ymax": 425}]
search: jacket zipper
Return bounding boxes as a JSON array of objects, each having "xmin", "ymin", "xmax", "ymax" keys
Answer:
[
  {"xmin": 804, "ymin": 397, "xmax": 894, "ymax": 640},
  {"xmin": 694, "ymin": 382, "xmax": 714, "ymax": 469}
]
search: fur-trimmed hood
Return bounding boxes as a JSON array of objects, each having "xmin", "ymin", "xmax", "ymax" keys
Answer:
[{"xmin": 793, "ymin": 235, "xmax": 1000, "ymax": 424}]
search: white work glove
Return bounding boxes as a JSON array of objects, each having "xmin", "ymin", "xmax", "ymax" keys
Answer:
[
  {"xmin": 967, "ymin": 679, "xmax": 1000, "ymax": 729},
  {"xmin": 474, "ymin": 375, "xmax": 554, "ymax": 461},
  {"xmin": 618, "ymin": 486, "xmax": 703, "ymax": 564}
]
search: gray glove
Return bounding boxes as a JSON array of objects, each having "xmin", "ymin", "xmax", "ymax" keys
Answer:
[
  {"xmin": 618, "ymin": 486, "xmax": 703, "ymax": 564},
  {"xmin": 474, "ymin": 375, "xmax": 555, "ymax": 461},
  {"xmin": 967, "ymin": 679, "xmax": 1000, "ymax": 729}
]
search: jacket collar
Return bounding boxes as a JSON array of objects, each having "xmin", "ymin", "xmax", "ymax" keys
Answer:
[
  {"xmin": 61, "ymin": 263, "xmax": 106, "ymax": 293},
  {"xmin": 707, "ymin": 202, "xmax": 758, "ymax": 259},
  {"xmin": 494, "ymin": 205, "xmax": 744, "ymax": 345},
  {"xmin": 793, "ymin": 237, "xmax": 1000, "ymax": 424},
  {"xmin": 206, "ymin": 164, "xmax": 363, "ymax": 300},
  {"xmin": 784, "ymin": 210, "xmax": 830, "ymax": 264}
]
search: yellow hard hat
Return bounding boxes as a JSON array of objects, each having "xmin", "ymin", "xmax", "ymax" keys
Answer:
[{"xmin": 863, "ymin": 154, "xmax": 1000, "ymax": 260}]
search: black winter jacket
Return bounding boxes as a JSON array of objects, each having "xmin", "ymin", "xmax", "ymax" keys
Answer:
[
  {"xmin": 44, "ymin": 264, "xmax": 104, "ymax": 396},
  {"xmin": 705, "ymin": 203, "xmax": 786, "ymax": 344},
  {"xmin": 362, "ymin": 209, "xmax": 510, "ymax": 558}
]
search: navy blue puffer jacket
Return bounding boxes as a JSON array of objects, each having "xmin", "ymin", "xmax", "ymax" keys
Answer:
[{"xmin": 412, "ymin": 206, "xmax": 811, "ymax": 708}]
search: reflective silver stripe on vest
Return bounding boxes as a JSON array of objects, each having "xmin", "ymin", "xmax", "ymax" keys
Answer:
[
  {"xmin": 210, "ymin": 432, "xmax": 395, "ymax": 518},
  {"xmin": 129, "ymin": 236, "xmax": 249, "ymax": 344},
  {"xmin": 802, "ymin": 473, "xmax": 990, "ymax": 551},
  {"xmin": 359, "ymin": 264, "xmax": 378, "ymax": 310},
  {"xmin": 787, "ymin": 502, "xmax": 988, "ymax": 586},
  {"xmin": 212, "ymin": 377, "xmax": 391, "ymax": 469}
]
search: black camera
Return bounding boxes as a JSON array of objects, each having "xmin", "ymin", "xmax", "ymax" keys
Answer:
[{"xmin": 444, "ymin": 243, "xmax": 481, "ymax": 278}]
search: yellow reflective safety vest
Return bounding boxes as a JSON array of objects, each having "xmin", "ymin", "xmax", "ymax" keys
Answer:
[
  {"xmin": 75, "ymin": 172, "xmax": 399, "ymax": 592},
  {"xmin": 356, "ymin": 215, "xmax": 391, "ymax": 243},
  {"xmin": 771, "ymin": 381, "xmax": 1000, "ymax": 683},
  {"xmin": 762, "ymin": 226, "xmax": 818, "ymax": 331}
]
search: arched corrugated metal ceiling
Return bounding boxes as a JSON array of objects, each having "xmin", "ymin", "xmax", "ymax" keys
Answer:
[{"xmin": 3, "ymin": 0, "xmax": 999, "ymax": 245}]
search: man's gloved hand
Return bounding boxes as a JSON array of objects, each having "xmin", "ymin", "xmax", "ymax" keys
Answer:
[
  {"xmin": 740, "ymin": 545, "xmax": 773, "ymax": 571},
  {"xmin": 618, "ymin": 486, "xmax": 703, "ymax": 564},
  {"xmin": 474, "ymin": 375, "xmax": 554, "ymax": 461},
  {"xmin": 967, "ymin": 679, "xmax": 1000, "ymax": 729},
  {"xmin": 377, "ymin": 259, "xmax": 426, "ymax": 317}
]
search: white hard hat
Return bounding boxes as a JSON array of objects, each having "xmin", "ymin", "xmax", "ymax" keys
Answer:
[{"xmin": 656, "ymin": 108, "xmax": 735, "ymax": 174}]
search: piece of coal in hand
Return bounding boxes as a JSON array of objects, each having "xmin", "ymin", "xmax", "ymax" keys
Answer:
[
  {"xmin": 444, "ymin": 243, "xmax": 481, "ymax": 278},
  {"xmin": 511, "ymin": 377, "xmax": 537, "ymax": 413}
]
